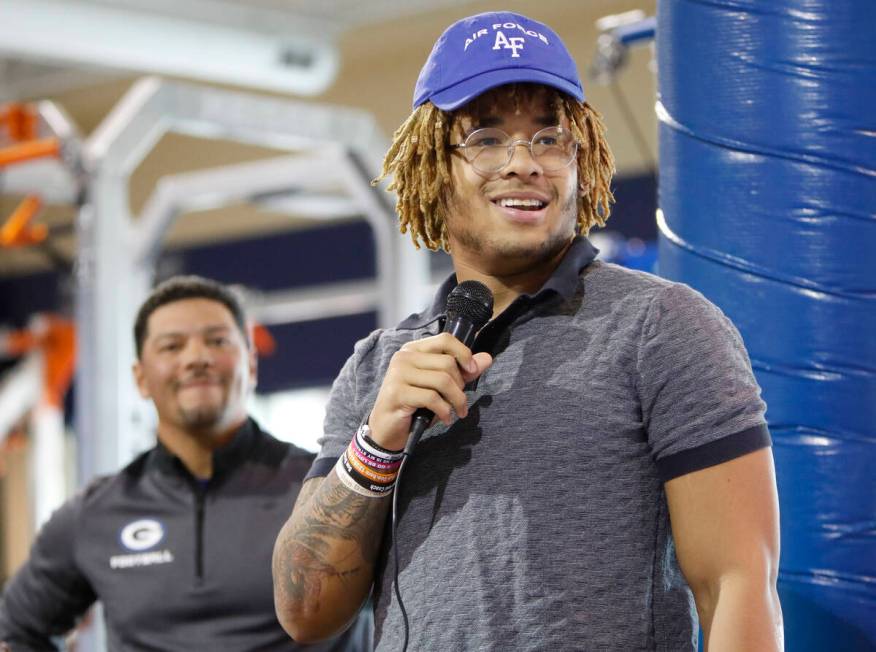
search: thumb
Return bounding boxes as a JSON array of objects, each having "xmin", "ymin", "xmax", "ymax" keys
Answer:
[{"xmin": 463, "ymin": 352, "xmax": 493, "ymax": 382}]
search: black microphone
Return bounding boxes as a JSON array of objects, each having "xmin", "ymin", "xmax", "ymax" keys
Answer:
[{"xmin": 403, "ymin": 280, "xmax": 494, "ymax": 456}]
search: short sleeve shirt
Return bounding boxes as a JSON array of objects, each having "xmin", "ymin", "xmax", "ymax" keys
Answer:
[{"xmin": 308, "ymin": 237, "xmax": 770, "ymax": 651}]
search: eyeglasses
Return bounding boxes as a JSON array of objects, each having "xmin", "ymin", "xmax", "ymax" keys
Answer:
[{"xmin": 450, "ymin": 126, "xmax": 578, "ymax": 174}]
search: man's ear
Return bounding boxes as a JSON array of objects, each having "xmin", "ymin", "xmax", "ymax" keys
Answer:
[{"xmin": 132, "ymin": 361, "xmax": 150, "ymax": 399}]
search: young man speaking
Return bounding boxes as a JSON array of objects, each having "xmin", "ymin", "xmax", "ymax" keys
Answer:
[{"xmin": 273, "ymin": 12, "xmax": 783, "ymax": 651}]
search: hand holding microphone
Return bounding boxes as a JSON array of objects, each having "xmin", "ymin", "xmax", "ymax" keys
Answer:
[{"xmin": 368, "ymin": 281, "xmax": 494, "ymax": 454}]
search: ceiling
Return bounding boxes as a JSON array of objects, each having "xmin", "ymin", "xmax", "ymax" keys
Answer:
[
  {"xmin": 0, "ymin": 0, "xmax": 479, "ymax": 100},
  {"xmin": 0, "ymin": 0, "xmax": 658, "ymax": 279}
]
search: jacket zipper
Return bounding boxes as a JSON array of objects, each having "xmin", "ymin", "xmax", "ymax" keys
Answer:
[{"xmin": 194, "ymin": 486, "xmax": 206, "ymax": 582}]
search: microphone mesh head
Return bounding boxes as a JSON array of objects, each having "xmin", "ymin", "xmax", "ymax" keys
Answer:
[{"xmin": 446, "ymin": 280, "xmax": 494, "ymax": 329}]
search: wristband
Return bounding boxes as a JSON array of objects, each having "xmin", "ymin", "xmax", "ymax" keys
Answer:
[
  {"xmin": 350, "ymin": 437, "xmax": 402, "ymax": 471},
  {"xmin": 340, "ymin": 451, "xmax": 396, "ymax": 495},
  {"xmin": 334, "ymin": 455, "xmax": 393, "ymax": 498},
  {"xmin": 333, "ymin": 424, "xmax": 402, "ymax": 498},
  {"xmin": 355, "ymin": 423, "xmax": 404, "ymax": 460}
]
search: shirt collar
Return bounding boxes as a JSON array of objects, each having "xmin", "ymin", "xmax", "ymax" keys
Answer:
[{"xmin": 399, "ymin": 235, "xmax": 599, "ymax": 329}]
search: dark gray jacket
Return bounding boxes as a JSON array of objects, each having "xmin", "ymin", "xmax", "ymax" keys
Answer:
[{"xmin": 0, "ymin": 419, "xmax": 371, "ymax": 651}]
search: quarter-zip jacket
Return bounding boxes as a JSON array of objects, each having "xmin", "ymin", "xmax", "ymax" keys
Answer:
[{"xmin": 0, "ymin": 419, "xmax": 371, "ymax": 651}]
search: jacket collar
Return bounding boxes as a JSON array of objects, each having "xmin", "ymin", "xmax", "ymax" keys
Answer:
[{"xmin": 150, "ymin": 418, "xmax": 260, "ymax": 482}]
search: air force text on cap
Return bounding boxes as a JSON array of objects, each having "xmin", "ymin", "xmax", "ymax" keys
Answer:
[{"xmin": 463, "ymin": 21, "xmax": 550, "ymax": 55}]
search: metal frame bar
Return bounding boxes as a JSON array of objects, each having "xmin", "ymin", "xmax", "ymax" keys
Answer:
[
  {"xmin": 0, "ymin": 0, "xmax": 339, "ymax": 95},
  {"xmin": 76, "ymin": 77, "xmax": 429, "ymax": 482}
]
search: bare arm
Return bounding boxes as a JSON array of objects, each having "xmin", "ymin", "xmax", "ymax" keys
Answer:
[
  {"xmin": 272, "ymin": 333, "xmax": 492, "ymax": 642},
  {"xmin": 666, "ymin": 447, "xmax": 783, "ymax": 651},
  {"xmin": 272, "ymin": 472, "xmax": 390, "ymax": 642}
]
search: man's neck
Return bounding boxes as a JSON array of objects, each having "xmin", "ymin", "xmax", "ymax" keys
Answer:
[
  {"xmin": 451, "ymin": 240, "xmax": 573, "ymax": 317},
  {"xmin": 156, "ymin": 417, "xmax": 244, "ymax": 480}
]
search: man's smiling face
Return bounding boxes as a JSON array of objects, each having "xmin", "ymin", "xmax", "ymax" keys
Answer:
[
  {"xmin": 133, "ymin": 297, "xmax": 255, "ymax": 437},
  {"xmin": 443, "ymin": 84, "xmax": 581, "ymax": 275}
]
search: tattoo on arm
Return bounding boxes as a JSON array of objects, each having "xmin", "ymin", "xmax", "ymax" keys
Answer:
[{"xmin": 273, "ymin": 474, "xmax": 388, "ymax": 617}]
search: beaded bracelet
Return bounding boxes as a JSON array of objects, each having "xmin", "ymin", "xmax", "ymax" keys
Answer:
[{"xmin": 334, "ymin": 423, "xmax": 404, "ymax": 498}]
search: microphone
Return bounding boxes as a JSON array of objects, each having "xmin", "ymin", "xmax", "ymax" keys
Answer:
[{"xmin": 403, "ymin": 280, "xmax": 494, "ymax": 456}]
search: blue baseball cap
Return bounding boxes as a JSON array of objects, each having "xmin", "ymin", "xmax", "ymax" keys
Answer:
[{"xmin": 413, "ymin": 11, "xmax": 584, "ymax": 111}]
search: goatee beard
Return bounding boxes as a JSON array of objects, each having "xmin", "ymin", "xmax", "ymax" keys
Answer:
[{"xmin": 178, "ymin": 406, "xmax": 225, "ymax": 432}]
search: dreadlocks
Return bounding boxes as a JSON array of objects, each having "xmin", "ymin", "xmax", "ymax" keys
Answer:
[{"xmin": 373, "ymin": 83, "xmax": 616, "ymax": 251}]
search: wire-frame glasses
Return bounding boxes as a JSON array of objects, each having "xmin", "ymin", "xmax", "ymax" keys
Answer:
[{"xmin": 450, "ymin": 126, "xmax": 578, "ymax": 174}]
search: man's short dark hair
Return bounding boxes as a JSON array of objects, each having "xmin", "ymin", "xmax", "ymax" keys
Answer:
[{"xmin": 134, "ymin": 275, "xmax": 248, "ymax": 358}]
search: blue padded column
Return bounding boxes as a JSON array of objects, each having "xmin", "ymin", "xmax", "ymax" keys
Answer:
[{"xmin": 655, "ymin": 1, "xmax": 876, "ymax": 648}]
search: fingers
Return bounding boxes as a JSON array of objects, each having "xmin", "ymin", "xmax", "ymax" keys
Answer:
[
  {"xmin": 395, "ymin": 347, "xmax": 466, "ymax": 388},
  {"xmin": 402, "ymin": 386, "xmax": 461, "ymax": 425},
  {"xmin": 400, "ymin": 332, "xmax": 477, "ymax": 371},
  {"xmin": 367, "ymin": 333, "xmax": 491, "ymax": 450},
  {"xmin": 382, "ymin": 350, "xmax": 470, "ymax": 423},
  {"xmin": 400, "ymin": 367, "xmax": 469, "ymax": 419},
  {"xmin": 395, "ymin": 335, "xmax": 493, "ymax": 410}
]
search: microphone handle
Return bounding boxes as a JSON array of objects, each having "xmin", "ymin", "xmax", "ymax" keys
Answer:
[{"xmin": 403, "ymin": 315, "xmax": 478, "ymax": 456}]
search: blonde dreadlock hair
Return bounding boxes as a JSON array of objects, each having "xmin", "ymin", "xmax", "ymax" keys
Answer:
[{"xmin": 373, "ymin": 83, "xmax": 616, "ymax": 251}]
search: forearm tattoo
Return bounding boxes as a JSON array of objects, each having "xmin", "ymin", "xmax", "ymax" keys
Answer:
[{"xmin": 273, "ymin": 474, "xmax": 388, "ymax": 616}]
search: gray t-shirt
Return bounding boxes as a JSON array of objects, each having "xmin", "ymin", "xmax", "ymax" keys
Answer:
[{"xmin": 309, "ymin": 238, "xmax": 770, "ymax": 651}]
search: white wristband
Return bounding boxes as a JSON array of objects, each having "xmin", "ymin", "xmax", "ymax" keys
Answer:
[{"xmin": 333, "ymin": 455, "xmax": 393, "ymax": 499}]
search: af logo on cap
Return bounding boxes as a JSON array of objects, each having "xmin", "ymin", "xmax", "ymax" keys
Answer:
[
  {"xmin": 119, "ymin": 519, "xmax": 165, "ymax": 551},
  {"xmin": 492, "ymin": 31, "xmax": 526, "ymax": 58},
  {"xmin": 412, "ymin": 11, "xmax": 584, "ymax": 111}
]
